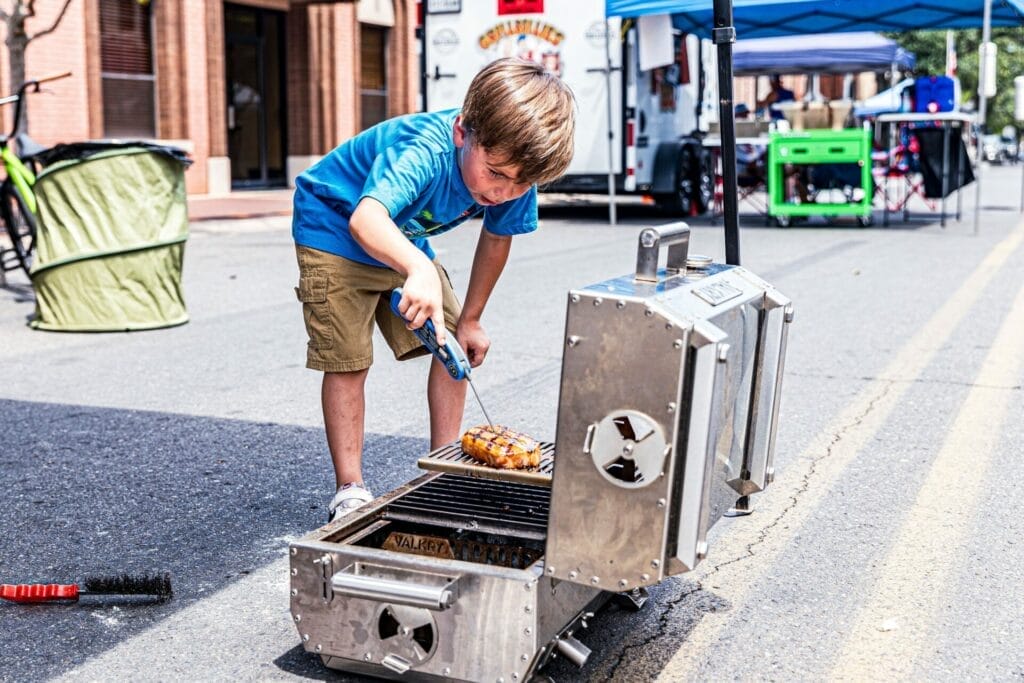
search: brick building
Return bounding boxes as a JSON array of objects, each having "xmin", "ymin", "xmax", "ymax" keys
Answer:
[{"xmin": 0, "ymin": 0, "xmax": 420, "ymax": 195}]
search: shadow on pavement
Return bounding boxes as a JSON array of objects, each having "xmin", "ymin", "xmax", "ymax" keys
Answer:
[{"xmin": 0, "ymin": 398, "xmax": 425, "ymax": 682}]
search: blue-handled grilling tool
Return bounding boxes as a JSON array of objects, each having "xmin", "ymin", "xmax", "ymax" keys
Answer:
[{"xmin": 389, "ymin": 288, "xmax": 494, "ymax": 427}]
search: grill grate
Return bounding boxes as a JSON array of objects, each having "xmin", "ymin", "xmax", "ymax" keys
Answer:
[
  {"xmin": 417, "ymin": 441, "xmax": 555, "ymax": 487},
  {"xmin": 385, "ymin": 475, "xmax": 551, "ymax": 540}
]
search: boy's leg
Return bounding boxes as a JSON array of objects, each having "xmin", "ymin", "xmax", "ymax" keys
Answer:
[
  {"xmin": 322, "ymin": 369, "xmax": 369, "ymax": 487},
  {"xmin": 427, "ymin": 359, "xmax": 468, "ymax": 448},
  {"xmin": 378, "ymin": 259, "xmax": 468, "ymax": 449},
  {"xmin": 296, "ymin": 245, "xmax": 389, "ymax": 493}
]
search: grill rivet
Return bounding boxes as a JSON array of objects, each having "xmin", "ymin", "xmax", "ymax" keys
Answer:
[
  {"xmin": 619, "ymin": 579, "xmax": 629, "ymax": 588},
  {"xmin": 546, "ymin": 566, "xmax": 555, "ymax": 575},
  {"xmin": 521, "ymin": 654, "xmax": 529, "ymax": 661},
  {"xmin": 294, "ymin": 614, "xmax": 301, "ymax": 622},
  {"xmin": 443, "ymin": 668, "xmax": 451, "ymax": 676},
  {"xmin": 290, "ymin": 548, "xmax": 297, "ymax": 556},
  {"xmin": 512, "ymin": 674, "xmax": 520, "ymax": 681},
  {"xmin": 651, "ymin": 559, "xmax": 661, "ymax": 569},
  {"xmin": 315, "ymin": 644, "xmax": 322, "ymax": 652},
  {"xmin": 525, "ymin": 627, "xmax": 532, "ymax": 635},
  {"xmin": 571, "ymin": 294, "xmax": 580, "ymax": 303},
  {"xmin": 641, "ymin": 573, "xmax": 650, "ymax": 581},
  {"xmin": 290, "ymin": 589, "xmax": 298, "ymax": 597},
  {"xmin": 667, "ymin": 402, "xmax": 676, "ymax": 413},
  {"xmin": 566, "ymin": 335, "xmax": 581, "ymax": 347},
  {"xmin": 617, "ymin": 300, "xmax": 626, "ymax": 309},
  {"xmin": 568, "ymin": 571, "xmax": 578, "ymax": 579},
  {"xmin": 291, "ymin": 568, "xmax": 298, "ymax": 576},
  {"xmin": 645, "ymin": 308, "xmax": 654, "ymax": 317},
  {"xmin": 365, "ymin": 653, "xmax": 373, "ymax": 661},
  {"xmin": 665, "ymin": 322, "xmax": 673, "ymax": 329},
  {"xmin": 302, "ymin": 634, "xmax": 310, "ymax": 642},
  {"xmin": 593, "ymin": 297, "xmax": 603, "ymax": 306},
  {"xmin": 673, "ymin": 339, "xmax": 683, "ymax": 349},
  {"xmin": 590, "ymin": 576, "xmax": 600, "ymax": 584},
  {"xmin": 657, "ymin": 498, "xmax": 666, "ymax": 509},
  {"xmin": 525, "ymin": 605, "xmax": 532, "ymax": 613}
]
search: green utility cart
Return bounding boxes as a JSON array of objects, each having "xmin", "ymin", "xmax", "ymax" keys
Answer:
[{"xmin": 767, "ymin": 128, "xmax": 873, "ymax": 227}]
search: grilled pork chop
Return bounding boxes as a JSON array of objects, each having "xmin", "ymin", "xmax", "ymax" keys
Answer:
[{"xmin": 461, "ymin": 425, "xmax": 541, "ymax": 469}]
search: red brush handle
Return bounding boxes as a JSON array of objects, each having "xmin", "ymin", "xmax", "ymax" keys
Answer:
[{"xmin": 0, "ymin": 583, "xmax": 79, "ymax": 603}]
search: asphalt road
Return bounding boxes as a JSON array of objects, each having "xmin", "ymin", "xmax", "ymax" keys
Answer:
[{"xmin": 2, "ymin": 165, "xmax": 1023, "ymax": 682}]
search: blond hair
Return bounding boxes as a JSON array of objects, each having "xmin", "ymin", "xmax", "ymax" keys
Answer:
[{"xmin": 460, "ymin": 58, "xmax": 576, "ymax": 186}]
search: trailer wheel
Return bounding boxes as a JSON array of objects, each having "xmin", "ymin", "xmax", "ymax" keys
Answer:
[
  {"xmin": 658, "ymin": 145, "xmax": 695, "ymax": 216},
  {"xmin": 693, "ymin": 147, "xmax": 715, "ymax": 214}
]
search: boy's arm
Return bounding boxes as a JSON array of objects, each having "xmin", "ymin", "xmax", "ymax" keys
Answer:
[
  {"xmin": 458, "ymin": 227, "xmax": 513, "ymax": 367},
  {"xmin": 350, "ymin": 196, "xmax": 447, "ymax": 343}
]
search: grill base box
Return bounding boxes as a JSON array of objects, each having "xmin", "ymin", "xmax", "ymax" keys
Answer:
[{"xmin": 290, "ymin": 474, "xmax": 603, "ymax": 682}]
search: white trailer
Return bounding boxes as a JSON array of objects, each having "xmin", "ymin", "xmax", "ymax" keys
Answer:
[{"xmin": 421, "ymin": 0, "xmax": 719, "ymax": 216}]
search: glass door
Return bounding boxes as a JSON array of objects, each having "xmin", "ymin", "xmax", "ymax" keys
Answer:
[{"xmin": 225, "ymin": 3, "xmax": 285, "ymax": 188}]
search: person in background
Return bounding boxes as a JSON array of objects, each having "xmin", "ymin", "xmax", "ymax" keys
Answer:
[{"xmin": 756, "ymin": 74, "xmax": 796, "ymax": 120}]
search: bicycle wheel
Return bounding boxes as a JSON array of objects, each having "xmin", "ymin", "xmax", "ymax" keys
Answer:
[{"xmin": 1, "ymin": 180, "xmax": 37, "ymax": 276}]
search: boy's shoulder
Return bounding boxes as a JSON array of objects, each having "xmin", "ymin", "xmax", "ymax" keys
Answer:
[{"xmin": 373, "ymin": 109, "xmax": 460, "ymax": 156}]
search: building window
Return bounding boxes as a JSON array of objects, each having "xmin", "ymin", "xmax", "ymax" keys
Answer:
[
  {"xmin": 360, "ymin": 24, "xmax": 388, "ymax": 131},
  {"xmin": 99, "ymin": 0, "xmax": 156, "ymax": 138}
]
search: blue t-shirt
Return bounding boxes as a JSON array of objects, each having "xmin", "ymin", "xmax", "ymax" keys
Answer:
[{"xmin": 292, "ymin": 109, "xmax": 538, "ymax": 268}]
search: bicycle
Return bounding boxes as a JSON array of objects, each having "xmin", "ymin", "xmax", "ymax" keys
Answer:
[{"xmin": 0, "ymin": 71, "xmax": 72, "ymax": 277}]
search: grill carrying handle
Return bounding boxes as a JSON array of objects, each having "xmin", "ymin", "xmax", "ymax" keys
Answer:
[
  {"xmin": 635, "ymin": 222, "xmax": 691, "ymax": 283},
  {"xmin": 331, "ymin": 568, "xmax": 458, "ymax": 611}
]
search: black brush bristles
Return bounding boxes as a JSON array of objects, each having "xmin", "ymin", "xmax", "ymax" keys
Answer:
[{"xmin": 82, "ymin": 572, "xmax": 173, "ymax": 602}]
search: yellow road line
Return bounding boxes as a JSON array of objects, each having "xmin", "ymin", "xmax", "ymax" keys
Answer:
[
  {"xmin": 656, "ymin": 223, "xmax": 1024, "ymax": 682},
  {"xmin": 830, "ymin": 267, "xmax": 1024, "ymax": 678}
]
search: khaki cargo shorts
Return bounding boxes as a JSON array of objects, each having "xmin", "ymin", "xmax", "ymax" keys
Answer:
[{"xmin": 295, "ymin": 245, "xmax": 462, "ymax": 373}]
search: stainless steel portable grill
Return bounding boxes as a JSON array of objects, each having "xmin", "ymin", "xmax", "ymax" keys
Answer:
[{"xmin": 289, "ymin": 223, "xmax": 794, "ymax": 682}]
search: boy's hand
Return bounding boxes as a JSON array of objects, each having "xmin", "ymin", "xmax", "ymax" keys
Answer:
[
  {"xmin": 457, "ymin": 319, "xmax": 490, "ymax": 368},
  {"xmin": 399, "ymin": 264, "xmax": 447, "ymax": 345}
]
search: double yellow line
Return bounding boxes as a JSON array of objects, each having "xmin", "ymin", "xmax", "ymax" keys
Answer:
[{"xmin": 657, "ymin": 222, "xmax": 1024, "ymax": 680}]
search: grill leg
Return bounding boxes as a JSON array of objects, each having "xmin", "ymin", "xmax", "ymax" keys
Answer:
[
  {"xmin": 613, "ymin": 586, "xmax": 649, "ymax": 612},
  {"xmin": 724, "ymin": 494, "xmax": 753, "ymax": 517}
]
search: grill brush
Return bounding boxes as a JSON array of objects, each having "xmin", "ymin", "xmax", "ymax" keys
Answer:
[{"xmin": 1, "ymin": 572, "xmax": 173, "ymax": 604}]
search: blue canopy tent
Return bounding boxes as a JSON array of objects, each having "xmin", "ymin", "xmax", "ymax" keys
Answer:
[
  {"xmin": 608, "ymin": 0, "xmax": 1024, "ymax": 39},
  {"xmin": 734, "ymin": 32, "xmax": 915, "ymax": 75},
  {"xmin": 606, "ymin": 0, "xmax": 1024, "ymax": 259}
]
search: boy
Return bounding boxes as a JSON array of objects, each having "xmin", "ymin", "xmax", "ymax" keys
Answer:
[{"xmin": 292, "ymin": 58, "xmax": 576, "ymax": 521}]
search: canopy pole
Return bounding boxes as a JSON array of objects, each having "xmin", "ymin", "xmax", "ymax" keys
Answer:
[
  {"xmin": 973, "ymin": 0, "xmax": 993, "ymax": 235},
  {"xmin": 713, "ymin": 0, "xmax": 740, "ymax": 265},
  {"xmin": 605, "ymin": 18, "xmax": 618, "ymax": 226}
]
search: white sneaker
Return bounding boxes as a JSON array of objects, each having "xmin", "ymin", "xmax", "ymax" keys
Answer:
[{"xmin": 328, "ymin": 483, "xmax": 374, "ymax": 522}]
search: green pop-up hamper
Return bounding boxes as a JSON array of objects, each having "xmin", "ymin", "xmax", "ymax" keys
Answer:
[{"xmin": 28, "ymin": 143, "xmax": 191, "ymax": 331}]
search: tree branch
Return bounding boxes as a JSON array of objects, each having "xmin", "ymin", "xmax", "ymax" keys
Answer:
[{"xmin": 27, "ymin": 0, "xmax": 73, "ymax": 42}]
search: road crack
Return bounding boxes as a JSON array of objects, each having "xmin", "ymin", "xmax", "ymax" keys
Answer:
[
  {"xmin": 714, "ymin": 379, "xmax": 894, "ymax": 572},
  {"xmin": 605, "ymin": 380, "xmax": 896, "ymax": 681}
]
